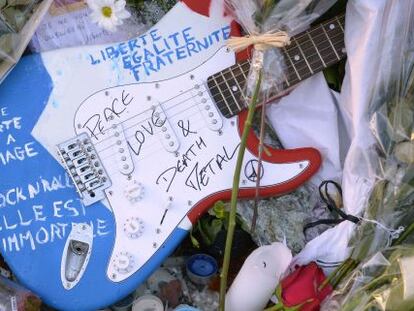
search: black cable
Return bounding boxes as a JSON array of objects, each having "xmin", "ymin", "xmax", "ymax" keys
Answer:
[{"xmin": 304, "ymin": 180, "xmax": 360, "ymax": 235}]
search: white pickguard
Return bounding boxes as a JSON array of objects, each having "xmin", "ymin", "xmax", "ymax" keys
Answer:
[
  {"xmin": 75, "ymin": 47, "xmax": 308, "ymax": 282},
  {"xmin": 30, "ymin": 2, "xmax": 309, "ymax": 283}
]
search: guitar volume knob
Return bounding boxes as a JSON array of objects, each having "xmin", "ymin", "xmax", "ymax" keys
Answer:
[
  {"xmin": 113, "ymin": 252, "xmax": 134, "ymax": 274},
  {"xmin": 123, "ymin": 217, "xmax": 144, "ymax": 239},
  {"xmin": 124, "ymin": 180, "xmax": 144, "ymax": 202}
]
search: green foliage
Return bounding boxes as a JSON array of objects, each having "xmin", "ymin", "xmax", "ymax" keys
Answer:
[
  {"xmin": 337, "ymin": 247, "xmax": 414, "ymax": 311},
  {"xmin": 190, "ymin": 200, "xmax": 249, "ymax": 249}
]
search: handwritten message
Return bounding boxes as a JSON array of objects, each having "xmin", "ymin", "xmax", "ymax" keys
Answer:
[
  {"xmin": 0, "ymin": 106, "xmax": 111, "ymax": 253},
  {"xmin": 156, "ymin": 131, "xmax": 240, "ymax": 192},
  {"xmin": 0, "ymin": 173, "xmax": 111, "ymax": 253},
  {"xmin": 0, "ymin": 107, "xmax": 38, "ymax": 166},
  {"xmin": 88, "ymin": 25, "xmax": 231, "ymax": 82}
]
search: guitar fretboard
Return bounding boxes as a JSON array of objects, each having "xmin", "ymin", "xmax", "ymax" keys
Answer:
[{"xmin": 207, "ymin": 14, "xmax": 346, "ymax": 118}]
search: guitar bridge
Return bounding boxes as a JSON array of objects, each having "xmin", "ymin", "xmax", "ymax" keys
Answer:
[{"xmin": 57, "ymin": 133, "xmax": 111, "ymax": 206}]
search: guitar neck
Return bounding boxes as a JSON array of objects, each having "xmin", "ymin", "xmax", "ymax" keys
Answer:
[{"xmin": 207, "ymin": 14, "xmax": 346, "ymax": 118}]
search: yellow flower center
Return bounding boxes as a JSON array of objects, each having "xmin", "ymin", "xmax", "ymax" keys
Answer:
[{"xmin": 101, "ymin": 6, "xmax": 112, "ymax": 18}]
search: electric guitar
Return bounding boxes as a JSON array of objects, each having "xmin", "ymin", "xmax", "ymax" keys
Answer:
[{"xmin": 0, "ymin": 1, "xmax": 345, "ymax": 309}]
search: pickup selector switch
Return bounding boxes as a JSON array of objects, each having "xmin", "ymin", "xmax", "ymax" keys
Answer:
[
  {"xmin": 124, "ymin": 180, "xmax": 144, "ymax": 202},
  {"xmin": 113, "ymin": 252, "xmax": 134, "ymax": 274},
  {"xmin": 124, "ymin": 217, "xmax": 144, "ymax": 239}
]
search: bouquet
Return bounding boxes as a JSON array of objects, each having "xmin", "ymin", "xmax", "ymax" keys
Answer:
[
  {"xmin": 0, "ymin": 0, "xmax": 51, "ymax": 82},
  {"xmin": 323, "ymin": 0, "xmax": 414, "ymax": 307},
  {"xmin": 218, "ymin": 0, "xmax": 338, "ymax": 310},
  {"xmin": 324, "ymin": 246, "xmax": 414, "ymax": 311}
]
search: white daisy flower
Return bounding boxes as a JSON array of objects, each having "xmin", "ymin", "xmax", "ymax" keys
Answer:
[{"xmin": 87, "ymin": 0, "xmax": 131, "ymax": 32}]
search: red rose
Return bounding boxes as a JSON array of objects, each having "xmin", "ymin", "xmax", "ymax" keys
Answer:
[{"xmin": 279, "ymin": 262, "xmax": 332, "ymax": 311}]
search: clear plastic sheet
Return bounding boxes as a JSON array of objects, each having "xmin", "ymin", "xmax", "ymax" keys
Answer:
[
  {"xmin": 322, "ymin": 0, "xmax": 414, "ymax": 308},
  {"xmin": 322, "ymin": 246, "xmax": 414, "ymax": 311},
  {"xmin": 224, "ymin": 0, "xmax": 338, "ymax": 99},
  {"xmin": 344, "ymin": 0, "xmax": 414, "ymax": 262},
  {"xmin": 0, "ymin": 0, "xmax": 51, "ymax": 82}
]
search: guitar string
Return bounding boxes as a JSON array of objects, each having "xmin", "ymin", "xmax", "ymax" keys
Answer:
[
  {"xmin": 214, "ymin": 30, "xmax": 345, "ymax": 111},
  {"xmin": 99, "ymin": 114, "xmax": 208, "ymax": 177},
  {"xmin": 89, "ymin": 24, "xmax": 345, "ymax": 146},
  {"xmin": 95, "ymin": 38, "xmax": 346, "ymax": 170},
  {"xmin": 92, "ymin": 30, "xmax": 345, "ymax": 153},
  {"xmin": 93, "ymin": 32, "xmax": 345, "ymax": 159},
  {"xmin": 84, "ymin": 15, "xmax": 346, "ymax": 148},
  {"xmin": 216, "ymin": 15, "xmax": 345, "ymax": 87},
  {"xmin": 91, "ymin": 28, "xmax": 345, "ymax": 151}
]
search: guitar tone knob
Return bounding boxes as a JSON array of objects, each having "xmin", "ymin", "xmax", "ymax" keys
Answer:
[
  {"xmin": 113, "ymin": 252, "xmax": 134, "ymax": 274},
  {"xmin": 123, "ymin": 217, "xmax": 144, "ymax": 239},
  {"xmin": 124, "ymin": 181, "xmax": 144, "ymax": 202}
]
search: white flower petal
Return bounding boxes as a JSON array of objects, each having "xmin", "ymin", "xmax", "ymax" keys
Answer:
[
  {"xmin": 114, "ymin": 0, "xmax": 126, "ymax": 10},
  {"xmin": 86, "ymin": 0, "xmax": 100, "ymax": 11},
  {"xmin": 102, "ymin": 0, "xmax": 115, "ymax": 7},
  {"xmin": 100, "ymin": 18, "xmax": 117, "ymax": 32},
  {"xmin": 87, "ymin": 0, "xmax": 130, "ymax": 32},
  {"xmin": 116, "ymin": 9, "xmax": 130, "ymax": 19}
]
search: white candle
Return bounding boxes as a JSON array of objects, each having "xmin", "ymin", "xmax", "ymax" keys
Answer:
[{"xmin": 225, "ymin": 242, "xmax": 292, "ymax": 311}]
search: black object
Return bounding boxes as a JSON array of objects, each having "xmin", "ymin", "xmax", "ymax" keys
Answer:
[{"xmin": 304, "ymin": 180, "xmax": 360, "ymax": 234}]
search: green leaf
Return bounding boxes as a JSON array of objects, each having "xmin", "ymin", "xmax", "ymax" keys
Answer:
[
  {"xmin": 198, "ymin": 217, "xmax": 223, "ymax": 246},
  {"xmin": 212, "ymin": 201, "xmax": 226, "ymax": 219},
  {"xmin": 189, "ymin": 228, "xmax": 200, "ymax": 249}
]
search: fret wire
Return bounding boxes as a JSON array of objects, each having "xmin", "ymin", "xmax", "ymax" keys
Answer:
[
  {"xmin": 220, "ymin": 71, "xmax": 242, "ymax": 111},
  {"xmin": 239, "ymin": 61, "xmax": 251, "ymax": 77},
  {"xmin": 283, "ymin": 47, "xmax": 302, "ymax": 80},
  {"xmin": 278, "ymin": 13, "xmax": 344, "ymax": 53},
  {"xmin": 306, "ymin": 30, "xmax": 327, "ymax": 67},
  {"xmin": 308, "ymin": 34, "xmax": 344, "ymax": 64},
  {"xmin": 321, "ymin": 24, "xmax": 340, "ymax": 60},
  {"xmin": 323, "ymin": 21, "xmax": 346, "ymax": 57},
  {"xmin": 213, "ymin": 55, "xmax": 342, "ymax": 112},
  {"xmin": 288, "ymin": 23, "xmax": 342, "ymax": 58},
  {"xmin": 335, "ymin": 15, "xmax": 345, "ymax": 33},
  {"xmin": 211, "ymin": 37, "xmax": 345, "ymax": 111},
  {"xmin": 229, "ymin": 68, "xmax": 247, "ymax": 106},
  {"xmin": 283, "ymin": 24, "xmax": 343, "ymax": 67},
  {"xmin": 209, "ymin": 15, "xmax": 346, "ymax": 110},
  {"xmin": 213, "ymin": 32, "xmax": 344, "ymax": 95},
  {"xmin": 211, "ymin": 75, "xmax": 232, "ymax": 114},
  {"xmin": 237, "ymin": 62, "xmax": 248, "ymax": 80},
  {"xmin": 212, "ymin": 37, "xmax": 345, "ymax": 106},
  {"xmin": 283, "ymin": 72, "xmax": 291, "ymax": 87},
  {"xmin": 292, "ymin": 37, "xmax": 314, "ymax": 74},
  {"xmin": 285, "ymin": 14, "xmax": 344, "ymax": 53}
]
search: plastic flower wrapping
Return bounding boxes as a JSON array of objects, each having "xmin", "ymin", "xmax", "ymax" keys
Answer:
[
  {"xmin": 0, "ymin": 0, "xmax": 51, "ymax": 81},
  {"xmin": 218, "ymin": 0, "xmax": 340, "ymax": 310},
  {"xmin": 321, "ymin": 0, "xmax": 414, "ymax": 309},
  {"xmin": 224, "ymin": 0, "xmax": 338, "ymax": 99}
]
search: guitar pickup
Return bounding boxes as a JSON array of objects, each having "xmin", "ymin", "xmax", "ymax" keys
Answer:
[
  {"xmin": 106, "ymin": 122, "xmax": 134, "ymax": 176},
  {"xmin": 153, "ymin": 104, "xmax": 180, "ymax": 153},
  {"xmin": 193, "ymin": 80, "xmax": 223, "ymax": 132},
  {"xmin": 57, "ymin": 133, "xmax": 111, "ymax": 206}
]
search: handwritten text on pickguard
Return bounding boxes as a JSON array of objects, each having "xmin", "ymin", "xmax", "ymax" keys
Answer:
[{"xmin": 156, "ymin": 136, "xmax": 240, "ymax": 192}]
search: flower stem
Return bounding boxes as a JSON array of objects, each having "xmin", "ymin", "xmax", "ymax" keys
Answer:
[
  {"xmin": 331, "ymin": 259, "xmax": 358, "ymax": 288},
  {"xmin": 252, "ymin": 96, "xmax": 267, "ymax": 232},
  {"xmin": 263, "ymin": 302, "xmax": 285, "ymax": 311},
  {"xmin": 219, "ymin": 71, "xmax": 263, "ymax": 311}
]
